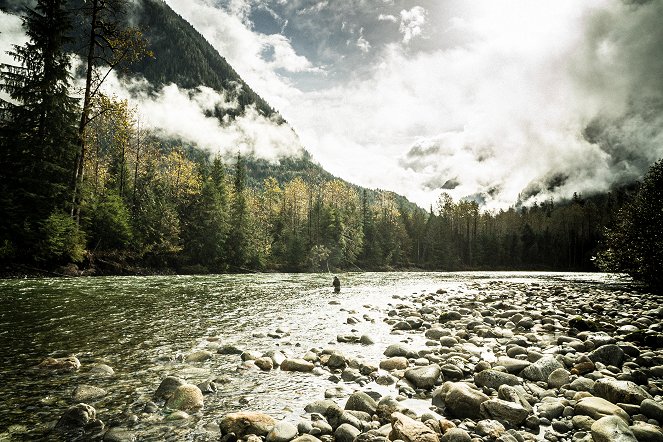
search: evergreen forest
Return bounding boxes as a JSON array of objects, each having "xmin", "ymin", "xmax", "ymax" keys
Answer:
[{"xmin": 0, "ymin": 0, "xmax": 661, "ymax": 286}]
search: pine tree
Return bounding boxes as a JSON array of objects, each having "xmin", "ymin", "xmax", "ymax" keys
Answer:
[{"xmin": 0, "ymin": 0, "xmax": 80, "ymax": 261}]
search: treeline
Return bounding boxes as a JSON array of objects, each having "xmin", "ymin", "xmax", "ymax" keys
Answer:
[{"xmin": 0, "ymin": 0, "xmax": 642, "ymax": 275}]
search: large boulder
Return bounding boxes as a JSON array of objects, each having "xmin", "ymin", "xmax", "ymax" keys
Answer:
[
  {"xmin": 575, "ymin": 397, "xmax": 630, "ymax": 422},
  {"xmin": 345, "ymin": 391, "xmax": 378, "ymax": 415},
  {"xmin": 629, "ymin": 422, "xmax": 663, "ymax": 442},
  {"xmin": 166, "ymin": 384, "xmax": 204, "ymax": 412},
  {"xmin": 591, "ymin": 415, "xmax": 637, "ymax": 442},
  {"xmin": 281, "ymin": 359, "xmax": 315, "ymax": 372},
  {"xmin": 220, "ymin": 412, "xmax": 276, "ymax": 437},
  {"xmin": 433, "ymin": 382, "xmax": 489, "ymax": 419},
  {"xmin": 390, "ymin": 412, "xmax": 440, "ymax": 442},
  {"xmin": 594, "ymin": 378, "xmax": 652, "ymax": 405},
  {"xmin": 641, "ymin": 399, "xmax": 663, "ymax": 423},
  {"xmin": 405, "ymin": 365, "xmax": 441, "ymax": 389}
]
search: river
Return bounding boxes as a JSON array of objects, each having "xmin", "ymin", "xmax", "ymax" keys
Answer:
[{"xmin": 0, "ymin": 272, "xmax": 626, "ymax": 440}]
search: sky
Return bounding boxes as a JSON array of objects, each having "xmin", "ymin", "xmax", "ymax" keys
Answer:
[{"xmin": 2, "ymin": 0, "xmax": 663, "ymax": 209}]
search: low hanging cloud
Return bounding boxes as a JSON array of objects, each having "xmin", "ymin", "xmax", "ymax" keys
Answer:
[
  {"xmin": 100, "ymin": 72, "xmax": 306, "ymax": 162},
  {"xmin": 399, "ymin": 6, "xmax": 426, "ymax": 44}
]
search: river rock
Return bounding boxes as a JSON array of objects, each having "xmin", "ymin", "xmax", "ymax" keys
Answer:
[
  {"xmin": 376, "ymin": 396, "xmax": 405, "ymax": 423},
  {"xmin": 220, "ymin": 412, "xmax": 276, "ymax": 437},
  {"xmin": 186, "ymin": 350, "xmax": 213, "ymax": 363},
  {"xmin": 337, "ymin": 333, "xmax": 361, "ymax": 343},
  {"xmin": 325, "ymin": 404, "xmax": 362, "ymax": 430},
  {"xmin": 384, "ymin": 343, "xmax": 417, "ymax": 358},
  {"xmin": 537, "ymin": 398, "xmax": 565, "ymax": 420},
  {"xmin": 494, "ymin": 357, "xmax": 531, "ymax": 374},
  {"xmin": 218, "ymin": 344, "xmax": 243, "ymax": 355},
  {"xmin": 520, "ymin": 356, "xmax": 563, "ymax": 382},
  {"xmin": 72, "ymin": 385, "xmax": 107, "ymax": 402},
  {"xmin": 641, "ymin": 399, "xmax": 663, "ymax": 423},
  {"xmin": 335, "ymin": 423, "xmax": 361, "ymax": 442},
  {"xmin": 474, "ymin": 369, "xmax": 521, "ymax": 390},
  {"xmin": 345, "ymin": 391, "xmax": 377, "ymax": 415},
  {"xmin": 305, "ymin": 400, "xmax": 337, "ymax": 415},
  {"xmin": 433, "ymin": 382, "xmax": 489, "ymax": 419},
  {"xmin": 630, "ymin": 422, "xmax": 663, "ymax": 442},
  {"xmin": 475, "ymin": 419, "xmax": 506, "ymax": 438},
  {"xmin": 575, "ymin": 397, "xmax": 630, "ymax": 422},
  {"xmin": 360, "ymin": 335, "xmax": 376, "ymax": 345},
  {"xmin": 292, "ymin": 436, "xmax": 322, "ymax": 442},
  {"xmin": 591, "ymin": 415, "xmax": 637, "ymax": 442},
  {"xmin": 594, "ymin": 378, "xmax": 652, "ymax": 405},
  {"xmin": 390, "ymin": 412, "xmax": 440, "ymax": 442},
  {"xmin": 497, "ymin": 385, "xmax": 533, "ymax": 413},
  {"xmin": 281, "ymin": 358, "xmax": 315, "ymax": 372},
  {"xmin": 327, "ymin": 352, "xmax": 347, "ymax": 370},
  {"xmin": 155, "ymin": 376, "xmax": 186, "ymax": 401},
  {"xmin": 54, "ymin": 403, "xmax": 104, "ymax": 439},
  {"xmin": 103, "ymin": 428, "xmax": 136, "ymax": 442},
  {"xmin": 440, "ymin": 428, "xmax": 471, "ymax": 442},
  {"xmin": 165, "ymin": 410, "xmax": 189, "ymax": 421},
  {"xmin": 405, "ymin": 364, "xmax": 441, "ymax": 389},
  {"xmin": 588, "ymin": 344, "xmax": 626, "ymax": 367},
  {"xmin": 89, "ymin": 364, "xmax": 115, "ymax": 376},
  {"xmin": 267, "ymin": 421, "xmax": 298, "ymax": 442},
  {"xmin": 480, "ymin": 399, "xmax": 529, "ymax": 426},
  {"xmin": 380, "ymin": 357, "xmax": 408, "ymax": 370},
  {"xmin": 548, "ymin": 368, "xmax": 571, "ymax": 388},
  {"xmin": 166, "ymin": 384, "xmax": 204, "ymax": 412},
  {"xmin": 37, "ymin": 356, "xmax": 81, "ymax": 372},
  {"xmin": 255, "ymin": 357, "xmax": 274, "ymax": 371}
]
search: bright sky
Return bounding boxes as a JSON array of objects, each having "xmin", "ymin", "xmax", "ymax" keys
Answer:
[{"xmin": 2, "ymin": 1, "xmax": 663, "ymax": 209}]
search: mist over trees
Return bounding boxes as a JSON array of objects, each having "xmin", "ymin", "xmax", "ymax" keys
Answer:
[{"xmin": 0, "ymin": 0, "xmax": 659, "ymax": 280}]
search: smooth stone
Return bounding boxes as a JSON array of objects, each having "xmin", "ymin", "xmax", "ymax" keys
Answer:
[
  {"xmin": 495, "ymin": 357, "xmax": 531, "ymax": 374},
  {"xmin": 520, "ymin": 357, "xmax": 564, "ymax": 382},
  {"xmin": 537, "ymin": 398, "xmax": 565, "ymax": 420},
  {"xmin": 89, "ymin": 364, "xmax": 114, "ymax": 376},
  {"xmin": 380, "ymin": 357, "xmax": 409, "ymax": 371},
  {"xmin": 376, "ymin": 397, "xmax": 405, "ymax": 423},
  {"xmin": 103, "ymin": 428, "xmax": 136, "ymax": 442},
  {"xmin": 327, "ymin": 352, "xmax": 347, "ymax": 370},
  {"xmin": 474, "ymin": 369, "xmax": 521, "ymax": 390},
  {"xmin": 337, "ymin": 334, "xmax": 361, "ymax": 343},
  {"xmin": 267, "ymin": 421, "xmax": 299, "ymax": 442},
  {"xmin": 384, "ymin": 343, "xmax": 417, "ymax": 358},
  {"xmin": 475, "ymin": 419, "xmax": 506, "ymax": 438},
  {"xmin": 591, "ymin": 415, "xmax": 637, "ymax": 442},
  {"xmin": 255, "ymin": 357, "xmax": 274, "ymax": 371},
  {"xmin": 440, "ymin": 428, "xmax": 471, "ymax": 442},
  {"xmin": 185, "ymin": 350, "xmax": 213, "ymax": 363},
  {"xmin": 405, "ymin": 365, "xmax": 441, "ymax": 389},
  {"xmin": 594, "ymin": 378, "xmax": 652, "ymax": 405},
  {"xmin": 265, "ymin": 350, "xmax": 287, "ymax": 366},
  {"xmin": 218, "ymin": 344, "xmax": 243, "ymax": 355},
  {"xmin": 305, "ymin": 400, "xmax": 337, "ymax": 415},
  {"xmin": 575, "ymin": 397, "xmax": 630, "ymax": 422},
  {"xmin": 498, "ymin": 385, "xmax": 533, "ymax": 413},
  {"xmin": 37, "ymin": 356, "xmax": 81, "ymax": 372},
  {"xmin": 569, "ymin": 377, "xmax": 596, "ymax": 392},
  {"xmin": 588, "ymin": 345, "xmax": 626, "ymax": 368},
  {"xmin": 54, "ymin": 403, "xmax": 103, "ymax": 437},
  {"xmin": 641, "ymin": 399, "xmax": 663, "ymax": 423},
  {"xmin": 548, "ymin": 368, "xmax": 571, "ymax": 388},
  {"xmin": 281, "ymin": 359, "xmax": 315, "ymax": 372},
  {"xmin": 345, "ymin": 391, "xmax": 378, "ymax": 415},
  {"xmin": 335, "ymin": 423, "xmax": 361, "ymax": 442},
  {"xmin": 154, "ymin": 376, "xmax": 186, "ymax": 401},
  {"xmin": 390, "ymin": 412, "xmax": 440, "ymax": 442},
  {"xmin": 166, "ymin": 384, "xmax": 204, "ymax": 412},
  {"xmin": 360, "ymin": 335, "xmax": 376, "ymax": 345},
  {"xmin": 433, "ymin": 381, "xmax": 489, "ymax": 419},
  {"xmin": 573, "ymin": 415, "xmax": 596, "ymax": 431},
  {"xmin": 72, "ymin": 385, "xmax": 107, "ymax": 402},
  {"xmin": 629, "ymin": 422, "xmax": 663, "ymax": 442},
  {"xmin": 166, "ymin": 410, "xmax": 189, "ymax": 420},
  {"xmin": 220, "ymin": 412, "xmax": 276, "ymax": 437},
  {"xmin": 325, "ymin": 404, "xmax": 362, "ymax": 430},
  {"xmin": 480, "ymin": 399, "xmax": 529, "ymax": 426},
  {"xmin": 292, "ymin": 436, "xmax": 322, "ymax": 442},
  {"xmin": 241, "ymin": 351, "xmax": 262, "ymax": 361}
]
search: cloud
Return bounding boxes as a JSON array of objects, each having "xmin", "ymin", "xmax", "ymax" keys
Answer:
[
  {"xmin": 399, "ymin": 6, "xmax": 426, "ymax": 44},
  {"xmin": 0, "ymin": 11, "xmax": 28, "ymax": 103},
  {"xmin": 99, "ymin": 72, "xmax": 305, "ymax": 162},
  {"xmin": 356, "ymin": 27, "xmax": 371, "ymax": 53},
  {"xmin": 378, "ymin": 14, "xmax": 398, "ymax": 23}
]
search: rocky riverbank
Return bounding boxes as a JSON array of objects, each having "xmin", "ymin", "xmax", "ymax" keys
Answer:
[{"xmin": 30, "ymin": 279, "xmax": 663, "ymax": 441}]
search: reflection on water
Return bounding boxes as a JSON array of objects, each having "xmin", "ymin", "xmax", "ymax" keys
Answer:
[{"xmin": 0, "ymin": 272, "xmax": 619, "ymax": 439}]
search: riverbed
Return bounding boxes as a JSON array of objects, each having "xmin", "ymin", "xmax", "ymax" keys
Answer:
[{"xmin": 0, "ymin": 272, "xmax": 635, "ymax": 440}]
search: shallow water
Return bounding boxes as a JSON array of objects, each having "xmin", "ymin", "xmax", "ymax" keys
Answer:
[{"xmin": 0, "ymin": 271, "xmax": 626, "ymax": 440}]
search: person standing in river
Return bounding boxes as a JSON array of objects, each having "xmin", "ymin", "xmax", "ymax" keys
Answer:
[{"xmin": 332, "ymin": 276, "xmax": 341, "ymax": 292}]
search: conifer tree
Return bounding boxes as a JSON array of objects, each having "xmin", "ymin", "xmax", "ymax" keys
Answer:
[{"xmin": 0, "ymin": 0, "xmax": 80, "ymax": 260}]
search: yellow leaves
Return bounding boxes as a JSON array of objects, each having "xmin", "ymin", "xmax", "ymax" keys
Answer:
[{"xmin": 161, "ymin": 149, "xmax": 202, "ymax": 199}]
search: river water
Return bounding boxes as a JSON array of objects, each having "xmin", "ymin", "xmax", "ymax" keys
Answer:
[{"xmin": 0, "ymin": 272, "xmax": 625, "ymax": 440}]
